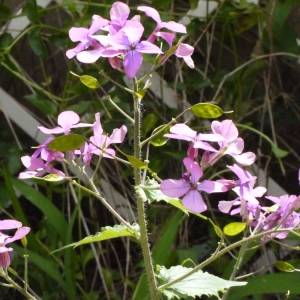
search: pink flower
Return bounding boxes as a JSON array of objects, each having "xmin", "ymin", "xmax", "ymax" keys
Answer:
[
  {"xmin": 0, "ymin": 220, "xmax": 30, "ymax": 267},
  {"xmin": 38, "ymin": 111, "xmax": 93, "ymax": 135},
  {"xmin": 161, "ymin": 157, "xmax": 227, "ymax": 213},
  {"xmin": 137, "ymin": 6, "xmax": 186, "ymax": 47}
]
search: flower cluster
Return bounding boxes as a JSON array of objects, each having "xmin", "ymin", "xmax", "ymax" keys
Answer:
[
  {"xmin": 160, "ymin": 120, "xmax": 300, "ymax": 239},
  {"xmin": 19, "ymin": 111, "xmax": 127, "ymax": 179},
  {"xmin": 0, "ymin": 220, "xmax": 30, "ymax": 268},
  {"xmin": 66, "ymin": 2, "xmax": 194, "ymax": 78}
]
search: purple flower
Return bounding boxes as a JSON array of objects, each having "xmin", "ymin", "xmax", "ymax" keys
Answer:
[
  {"xmin": 38, "ymin": 111, "xmax": 93, "ymax": 135},
  {"xmin": 203, "ymin": 120, "xmax": 256, "ymax": 166},
  {"xmin": 164, "ymin": 123, "xmax": 221, "ymax": 157},
  {"xmin": 19, "ymin": 156, "xmax": 65, "ymax": 179},
  {"xmin": 218, "ymin": 164, "xmax": 266, "ymax": 218},
  {"xmin": 137, "ymin": 6, "xmax": 186, "ymax": 46},
  {"xmin": 260, "ymin": 195, "xmax": 300, "ymax": 240},
  {"xmin": 0, "ymin": 220, "xmax": 30, "ymax": 267},
  {"xmin": 174, "ymin": 43, "xmax": 194, "ymax": 68},
  {"xmin": 66, "ymin": 15, "xmax": 109, "ymax": 59},
  {"xmin": 161, "ymin": 157, "xmax": 227, "ymax": 213},
  {"xmin": 108, "ymin": 26, "xmax": 163, "ymax": 78},
  {"xmin": 75, "ymin": 113, "xmax": 127, "ymax": 165}
]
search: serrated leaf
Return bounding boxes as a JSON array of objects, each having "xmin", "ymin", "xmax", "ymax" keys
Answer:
[
  {"xmin": 275, "ymin": 261, "xmax": 295, "ymax": 272},
  {"xmin": 135, "ymin": 178, "xmax": 171, "ymax": 203},
  {"xmin": 74, "ymin": 224, "xmax": 140, "ymax": 247},
  {"xmin": 24, "ymin": 94, "xmax": 57, "ymax": 115},
  {"xmin": 29, "ymin": 27, "xmax": 46, "ymax": 58},
  {"xmin": 223, "ymin": 222, "xmax": 246, "ymax": 236},
  {"xmin": 126, "ymin": 155, "xmax": 148, "ymax": 169},
  {"xmin": 191, "ymin": 103, "xmax": 224, "ymax": 118},
  {"xmin": 42, "ymin": 174, "xmax": 64, "ymax": 182},
  {"xmin": 271, "ymin": 145, "xmax": 289, "ymax": 158},
  {"xmin": 157, "ymin": 265, "xmax": 247, "ymax": 299},
  {"xmin": 80, "ymin": 75, "xmax": 100, "ymax": 89},
  {"xmin": 48, "ymin": 134, "xmax": 85, "ymax": 152},
  {"xmin": 150, "ymin": 125, "xmax": 171, "ymax": 147}
]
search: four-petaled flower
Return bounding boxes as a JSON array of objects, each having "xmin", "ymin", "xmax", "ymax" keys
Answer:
[
  {"xmin": 160, "ymin": 157, "xmax": 227, "ymax": 213},
  {"xmin": 0, "ymin": 220, "xmax": 30, "ymax": 268}
]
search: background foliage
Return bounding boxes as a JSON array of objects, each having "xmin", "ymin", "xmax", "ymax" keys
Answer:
[{"xmin": 1, "ymin": 0, "xmax": 300, "ymax": 299}]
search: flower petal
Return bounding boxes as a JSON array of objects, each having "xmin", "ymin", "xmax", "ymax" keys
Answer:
[
  {"xmin": 4, "ymin": 227, "xmax": 31, "ymax": 245},
  {"xmin": 182, "ymin": 190, "xmax": 207, "ymax": 213},
  {"xmin": 160, "ymin": 179, "xmax": 190, "ymax": 198},
  {"xmin": 0, "ymin": 220, "xmax": 22, "ymax": 230},
  {"xmin": 124, "ymin": 50, "xmax": 142, "ymax": 78},
  {"xmin": 183, "ymin": 157, "xmax": 203, "ymax": 183}
]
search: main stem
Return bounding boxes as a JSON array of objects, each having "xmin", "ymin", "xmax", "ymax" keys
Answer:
[{"xmin": 133, "ymin": 80, "xmax": 160, "ymax": 300}]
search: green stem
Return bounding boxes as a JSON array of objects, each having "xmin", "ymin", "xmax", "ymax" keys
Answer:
[
  {"xmin": 132, "ymin": 79, "xmax": 160, "ymax": 300},
  {"xmin": 158, "ymin": 228, "xmax": 295, "ymax": 291}
]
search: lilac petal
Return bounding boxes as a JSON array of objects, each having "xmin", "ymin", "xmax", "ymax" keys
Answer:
[
  {"xmin": 225, "ymin": 138, "xmax": 244, "ymax": 156},
  {"xmin": 66, "ymin": 43, "xmax": 87, "ymax": 59},
  {"xmin": 0, "ymin": 247, "xmax": 12, "ymax": 253},
  {"xmin": 4, "ymin": 227, "xmax": 31, "ymax": 245},
  {"xmin": 93, "ymin": 113, "xmax": 103, "ymax": 136},
  {"xmin": 183, "ymin": 157, "xmax": 203, "ymax": 183},
  {"xmin": 227, "ymin": 164, "xmax": 250, "ymax": 184},
  {"xmin": 38, "ymin": 126, "xmax": 64, "ymax": 134},
  {"xmin": 89, "ymin": 15, "xmax": 109, "ymax": 34},
  {"xmin": 234, "ymin": 152, "xmax": 256, "ymax": 166},
  {"xmin": 137, "ymin": 6, "xmax": 162, "ymax": 25},
  {"xmin": 160, "ymin": 179, "xmax": 190, "ymax": 198},
  {"xmin": 58, "ymin": 111, "xmax": 80, "ymax": 127},
  {"xmin": 198, "ymin": 180, "xmax": 228, "ymax": 193},
  {"xmin": 0, "ymin": 220, "xmax": 22, "ymax": 230},
  {"xmin": 220, "ymin": 120, "xmax": 239, "ymax": 141},
  {"xmin": 193, "ymin": 141, "xmax": 217, "ymax": 152},
  {"xmin": 76, "ymin": 49, "xmax": 104, "ymax": 63},
  {"xmin": 137, "ymin": 41, "xmax": 163, "ymax": 54},
  {"xmin": 218, "ymin": 199, "xmax": 239, "ymax": 214},
  {"xmin": 182, "ymin": 190, "xmax": 207, "ymax": 213},
  {"xmin": 123, "ymin": 26, "xmax": 144, "ymax": 45},
  {"xmin": 102, "ymin": 149, "xmax": 116, "ymax": 158},
  {"xmin": 108, "ymin": 56, "xmax": 121, "ymax": 69},
  {"xmin": 252, "ymin": 186, "xmax": 267, "ymax": 198},
  {"xmin": 110, "ymin": 2, "xmax": 130, "ymax": 20},
  {"xmin": 19, "ymin": 171, "xmax": 38, "ymax": 179},
  {"xmin": 161, "ymin": 21, "xmax": 187, "ymax": 33},
  {"xmin": 157, "ymin": 32, "xmax": 175, "ymax": 47},
  {"xmin": 0, "ymin": 251, "xmax": 11, "ymax": 267},
  {"xmin": 68, "ymin": 27, "xmax": 89, "ymax": 42},
  {"xmin": 21, "ymin": 156, "xmax": 44, "ymax": 170},
  {"xmin": 175, "ymin": 43, "xmax": 194, "ymax": 57},
  {"xmin": 109, "ymin": 125, "xmax": 127, "ymax": 143},
  {"xmin": 183, "ymin": 56, "xmax": 194, "ymax": 68},
  {"xmin": 124, "ymin": 50, "xmax": 143, "ymax": 78},
  {"xmin": 170, "ymin": 124, "xmax": 197, "ymax": 138},
  {"xmin": 198, "ymin": 133, "xmax": 226, "ymax": 142}
]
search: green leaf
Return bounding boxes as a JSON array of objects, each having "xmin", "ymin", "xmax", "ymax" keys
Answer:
[
  {"xmin": 150, "ymin": 125, "xmax": 171, "ymax": 147},
  {"xmin": 271, "ymin": 145, "xmax": 289, "ymax": 158},
  {"xmin": 191, "ymin": 103, "xmax": 224, "ymax": 118},
  {"xmin": 223, "ymin": 222, "xmax": 246, "ymax": 236},
  {"xmin": 23, "ymin": 0, "xmax": 39, "ymax": 23},
  {"xmin": 24, "ymin": 94, "xmax": 57, "ymax": 115},
  {"xmin": 80, "ymin": 75, "xmax": 100, "ymax": 89},
  {"xmin": 74, "ymin": 224, "xmax": 140, "ymax": 247},
  {"xmin": 48, "ymin": 134, "xmax": 85, "ymax": 152},
  {"xmin": 208, "ymin": 219, "xmax": 223, "ymax": 238},
  {"xmin": 0, "ymin": 33, "xmax": 12, "ymax": 50},
  {"xmin": 126, "ymin": 155, "xmax": 148, "ymax": 169},
  {"xmin": 275, "ymin": 261, "xmax": 295, "ymax": 272},
  {"xmin": 157, "ymin": 265, "xmax": 247, "ymax": 299},
  {"xmin": 142, "ymin": 113, "xmax": 159, "ymax": 136},
  {"xmin": 28, "ymin": 27, "xmax": 46, "ymax": 58},
  {"xmin": 42, "ymin": 174, "xmax": 65, "ymax": 182}
]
